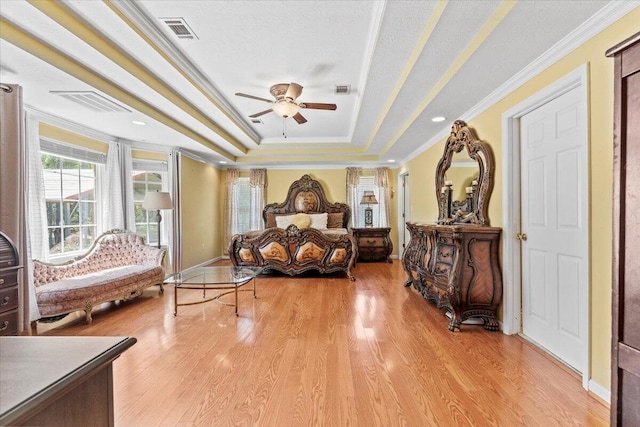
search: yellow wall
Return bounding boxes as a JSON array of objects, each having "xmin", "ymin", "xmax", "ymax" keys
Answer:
[
  {"xmin": 180, "ymin": 155, "xmax": 223, "ymax": 268},
  {"xmin": 39, "ymin": 122, "xmax": 108, "ymax": 152},
  {"xmin": 403, "ymin": 7, "xmax": 640, "ymax": 390},
  {"xmin": 131, "ymin": 149, "xmax": 167, "ymax": 161}
]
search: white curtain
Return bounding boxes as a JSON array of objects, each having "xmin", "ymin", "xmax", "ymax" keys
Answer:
[
  {"xmin": 101, "ymin": 142, "xmax": 125, "ymax": 231},
  {"xmin": 167, "ymin": 150, "xmax": 181, "ymax": 274},
  {"xmin": 375, "ymin": 167, "xmax": 391, "ymax": 228},
  {"xmin": 249, "ymin": 168, "xmax": 267, "ymax": 230},
  {"xmin": 224, "ymin": 169, "xmax": 239, "ymax": 253},
  {"xmin": 25, "ymin": 112, "xmax": 45, "ymax": 321},
  {"xmin": 345, "ymin": 167, "xmax": 360, "ymax": 228},
  {"xmin": 121, "ymin": 144, "xmax": 136, "ymax": 232}
]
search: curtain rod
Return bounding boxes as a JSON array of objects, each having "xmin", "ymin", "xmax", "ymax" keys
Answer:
[{"xmin": 0, "ymin": 83, "xmax": 14, "ymax": 93}]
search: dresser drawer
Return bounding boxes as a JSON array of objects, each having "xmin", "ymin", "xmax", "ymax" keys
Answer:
[
  {"xmin": 437, "ymin": 245, "xmax": 455, "ymax": 264},
  {"xmin": 358, "ymin": 237, "xmax": 385, "ymax": 247},
  {"xmin": 0, "ymin": 270, "xmax": 18, "ymax": 288},
  {"xmin": 0, "ymin": 285, "xmax": 19, "ymax": 313},
  {"xmin": 434, "ymin": 262, "xmax": 451, "ymax": 277},
  {"xmin": 0, "ymin": 308, "xmax": 19, "ymax": 336}
]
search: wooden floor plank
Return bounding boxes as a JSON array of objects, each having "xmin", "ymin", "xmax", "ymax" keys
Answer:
[{"xmin": 33, "ymin": 260, "xmax": 609, "ymax": 426}]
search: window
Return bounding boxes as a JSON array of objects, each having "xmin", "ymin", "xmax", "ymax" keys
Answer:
[
  {"xmin": 42, "ymin": 154, "xmax": 98, "ymax": 256},
  {"xmin": 234, "ymin": 177, "xmax": 251, "ymax": 234},
  {"xmin": 356, "ymin": 175, "xmax": 380, "ymax": 228},
  {"xmin": 133, "ymin": 171, "xmax": 163, "ymax": 246},
  {"xmin": 132, "ymin": 159, "xmax": 168, "ymax": 246}
]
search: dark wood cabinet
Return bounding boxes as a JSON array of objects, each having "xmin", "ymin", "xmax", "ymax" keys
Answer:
[
  {"xmin": 353, "ymin": 227, "xmax": 392, "ymax": 263},
  {"xmin": 402, "ymin": 222, "xmax": 502, "ymax": 331},
  {"xmin": 0, "ymin": 232, "xmax": 20, "ymax": 336},
  {"xmin": 608, "ymin": 31, "xmax": 640, "ymax": 427}
]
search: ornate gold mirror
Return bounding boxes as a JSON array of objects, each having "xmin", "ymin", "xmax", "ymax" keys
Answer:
[{"xmin": 435, "ymin": 120, "xmax": 495, "ymax": 225}]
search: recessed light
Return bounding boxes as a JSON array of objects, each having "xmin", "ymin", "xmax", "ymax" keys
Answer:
[
  {"xmin": 388, "ymin": 159, "xmax": 396, "ymax": 163},
  {"xmin": 132, "ymin": 120, "xmax": 146, "ymax": 126},
  {"xmin": 219, "ymin": 160, "xmax": 227, "ymax": 164},
  {"xmin": 431, "ymin": 116, "xmax": 446, "ymax": 122}
]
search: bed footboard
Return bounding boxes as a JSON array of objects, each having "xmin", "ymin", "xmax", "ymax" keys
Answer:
[{"xmin": 229, "ymin": 225, "xmax": 356, "ymax": 281}]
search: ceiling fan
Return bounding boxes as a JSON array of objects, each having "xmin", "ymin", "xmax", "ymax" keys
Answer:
[{"xmin": 235, "ymin": 83, "xmax": 337, "ymax": 124}]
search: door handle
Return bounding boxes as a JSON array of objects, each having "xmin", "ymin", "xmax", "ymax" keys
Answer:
[{"xmin": 516, "ymin": 233, "xmax": 528, "ymax": 241}]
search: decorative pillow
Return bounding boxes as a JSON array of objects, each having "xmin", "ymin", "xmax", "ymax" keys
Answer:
[
  {"xmin": 275, "ymin": 214, "xmax": 296, "ymax": 229},
  {"xmin": 327, "ymin": 212, "xmax": 344, "ymax": 228},
  {"xmin": 290, "ymin": 213, "xmax": 311, "ymax": 229},
  {"xmin": 308, "ymin": 212, "xmax": 328, "ymax": 229}
]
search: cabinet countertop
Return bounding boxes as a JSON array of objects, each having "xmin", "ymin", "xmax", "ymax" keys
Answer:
[{"xmin": 0, "ymin": 336, "xmax": 136, "ymax": 425}]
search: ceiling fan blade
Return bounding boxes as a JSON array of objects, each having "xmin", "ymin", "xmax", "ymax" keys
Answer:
[
  {"xmin": 285, "ymin": 83, "xmax": 303, "ymax": 101},
  {"xmin": 249, "ymin": 108, "xmax": 273, "ymax": 118},
  {"xmin": 292, "ymin": 112, "xmax": 307, "ymax": 124},
  {"xmin": 300, "ymin": 102, "xmax": 337, "ymax": 110},
  {"xmin": 235, "ymin": 92, "xmax": 273, "ymax": 103}
]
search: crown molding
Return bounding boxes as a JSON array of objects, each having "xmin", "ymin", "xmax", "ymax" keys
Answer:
[
  {"xmin": 400, "ymin": 0, "xmax": 640, "ymax": 166},
  {"xmin": 109, "ymin": 0, "xmax": 262, "ymax": 144}
]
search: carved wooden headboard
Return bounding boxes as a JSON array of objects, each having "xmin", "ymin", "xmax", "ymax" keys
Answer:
[{"xmin": 263, "ymin": 174, "xmax": 350, "ymax": 228}]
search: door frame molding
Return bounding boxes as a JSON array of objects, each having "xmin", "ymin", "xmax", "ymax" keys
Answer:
[
  {"xmin": 397, "ymin": 170, "xmax": 410, "ymax": 257},
  {"xmin": 501, "ymin": 64, "xmax": 590, "ymax": 389}
]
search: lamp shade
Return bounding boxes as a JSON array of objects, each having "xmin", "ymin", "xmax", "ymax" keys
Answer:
[
  {"xmin": 142, "ymin": 191, "xmax": 173, "ymax": 210},
  {"xmin": 360, "ymin": 191, "xmax": 378, "ymax": 205},
  {"xmin": 272, "ymin": 100, "xmax": 300, "ymax": 118}
]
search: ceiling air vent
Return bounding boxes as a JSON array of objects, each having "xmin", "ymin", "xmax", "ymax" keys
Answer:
[
  {"xmin": 335, "ymin": 85, "xmax": 351, "ymax": 95},
  {"xmin": 250, "ymin": 118, "xmax": 263, "ymax": 124},
  {"xmin": 50, "ymin": 91, "xmax": 131, "ymax": 113},
  {"xmin": 160, "ymin": 18, "xmax": 198, "ymax": 40}
]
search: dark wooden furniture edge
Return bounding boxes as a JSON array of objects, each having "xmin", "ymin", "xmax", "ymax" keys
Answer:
[{"xmin": 0, "ymin": 336, "xmax": 136, "ymax": 426}]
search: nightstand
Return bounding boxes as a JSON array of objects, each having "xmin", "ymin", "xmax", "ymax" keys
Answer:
[{"xmin": 352, "ymin": 227, "xmax": 393, "ymax": 263}]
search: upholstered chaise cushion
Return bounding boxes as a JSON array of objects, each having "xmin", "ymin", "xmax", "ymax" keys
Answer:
[{"xmin": 36, "ymin": 265, "xmax": 164, "ymax": 316}]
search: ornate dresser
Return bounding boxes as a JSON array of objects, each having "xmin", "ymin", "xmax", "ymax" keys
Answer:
[
  {"xmin": 0, "ymin": 232, "xmax": 21, "ymax": 336},
  {"xmin": 402, "ymin": 121, "xmax": 503, "ymax": 331}
]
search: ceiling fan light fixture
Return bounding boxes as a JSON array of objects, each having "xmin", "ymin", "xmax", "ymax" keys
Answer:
[{"xmin": 272, "ymin": 100, "xmax": 300, "ymax": 118}]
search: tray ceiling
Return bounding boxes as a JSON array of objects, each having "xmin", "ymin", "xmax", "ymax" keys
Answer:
[{"xmin": 0, "ymin": 0, "xmax": 628, "ymax": 167}]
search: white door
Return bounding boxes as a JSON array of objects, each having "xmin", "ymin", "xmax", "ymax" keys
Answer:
[{"xmin": 520, "ymin": 85, "xmax": 588, "ymax": 373}]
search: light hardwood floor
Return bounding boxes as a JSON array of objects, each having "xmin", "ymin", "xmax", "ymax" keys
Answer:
[{"xmin": 35, "ymin": 260, "xmax": 608, "ymax": 426}]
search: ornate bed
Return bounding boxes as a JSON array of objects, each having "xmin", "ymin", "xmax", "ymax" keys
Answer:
[{"xmin": 228, "ymin": 175, "xmax": 357, "ymax": 280}]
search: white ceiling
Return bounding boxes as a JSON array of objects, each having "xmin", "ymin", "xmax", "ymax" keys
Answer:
[{"xmin": 0, "ymin": 0, "xmax": 630, "ymax": 167}]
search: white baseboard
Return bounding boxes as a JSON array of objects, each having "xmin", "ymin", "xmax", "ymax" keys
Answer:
[{"xmin": 588, "ymin": 379, "xmax": 611, "ymax": 404}]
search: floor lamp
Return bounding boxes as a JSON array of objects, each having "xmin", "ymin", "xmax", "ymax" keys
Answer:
[
  {"xmin": 360, "ymin": 191, "xmax": 378, "ymax": 228},
  {"xmin": 142, "ymin": 191, "xmax": 173, "ymax": 248}
]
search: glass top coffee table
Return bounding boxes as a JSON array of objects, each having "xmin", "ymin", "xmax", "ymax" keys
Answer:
[{"xmin": 164, "ymin": 266, "xmax": 262, "ymax": 316}]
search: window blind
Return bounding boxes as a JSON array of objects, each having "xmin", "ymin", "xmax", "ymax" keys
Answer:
[
  {"xmin": 40, "ymin": 138, "xmax": 106, "ymax": 164},
  {"xmin": 132, "ymin": 159, "xmax": 168, "ymax": 172}
]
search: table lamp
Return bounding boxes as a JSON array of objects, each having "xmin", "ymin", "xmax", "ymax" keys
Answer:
[
  {"xmin": 142, "ymin": 191, "xmax": 173, "ymax": 248},
  {"xmin": 360, "ymin": 191, "xmax": 378, "ymax": 228}
]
